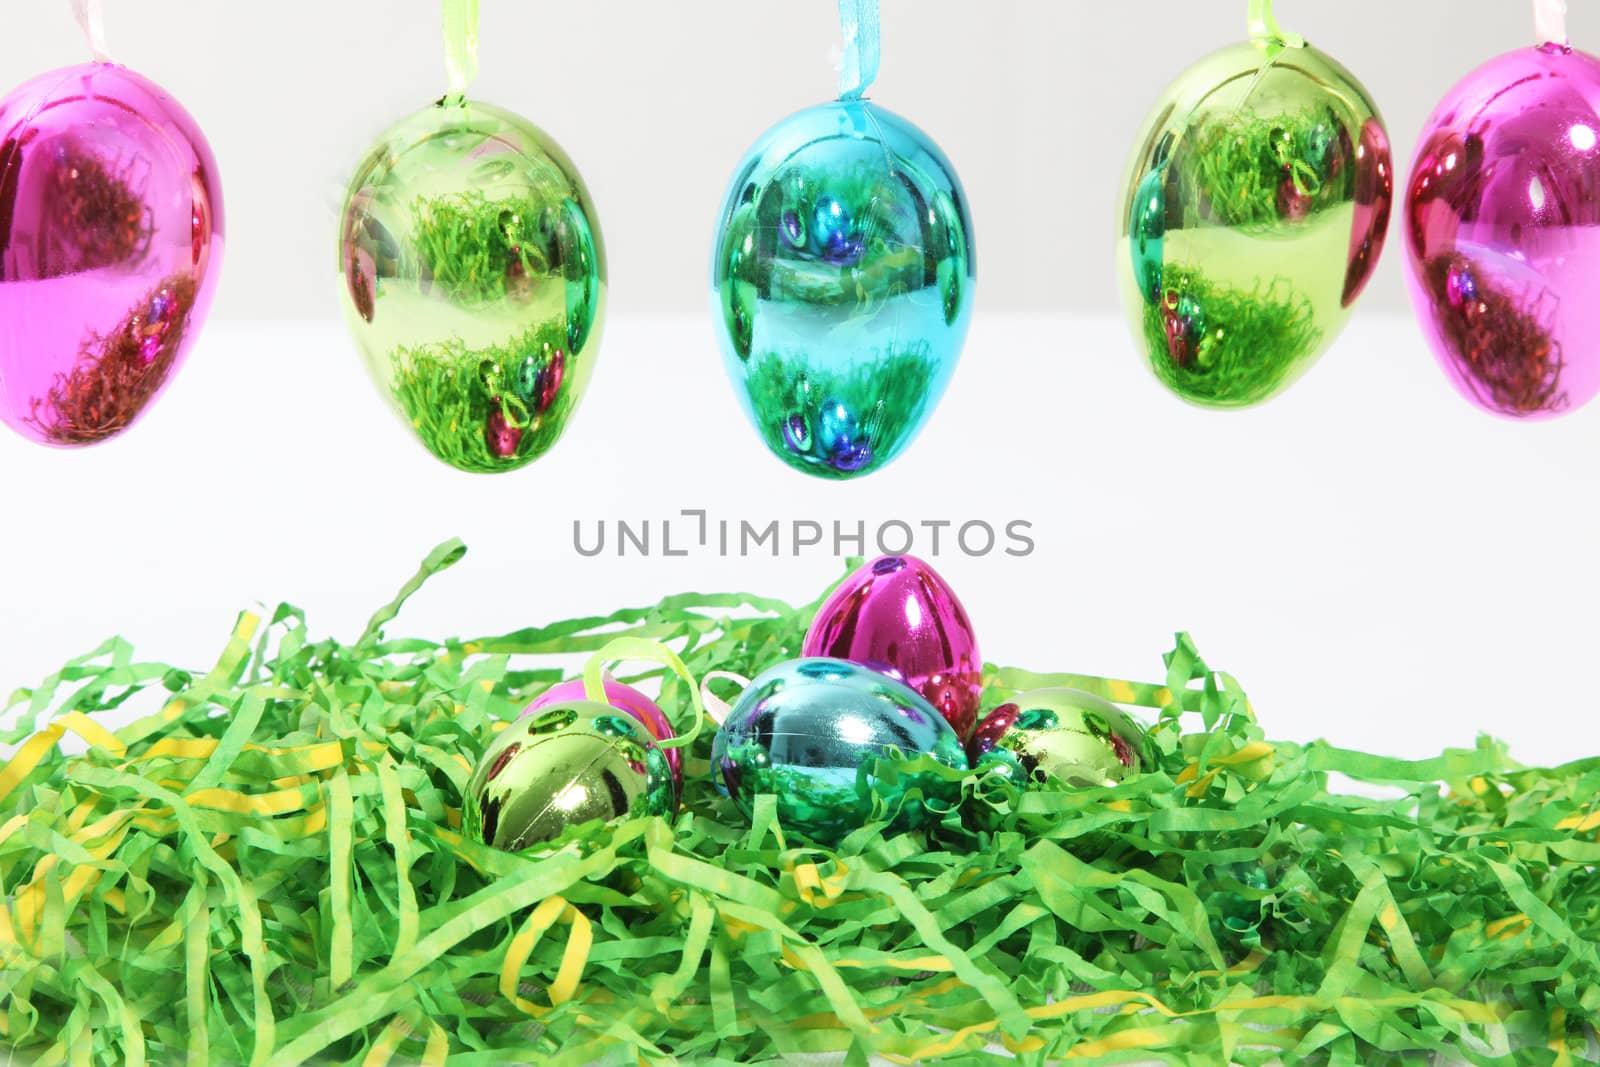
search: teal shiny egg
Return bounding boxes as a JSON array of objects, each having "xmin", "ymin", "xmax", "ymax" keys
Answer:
[
  {"xmin": 1130, "ymin": 159, "xmax": 1167, "ymax": 300},
  {"xmin": 970, "ymin": 689, "xmax": 1152, "ymax": 790},
  {"xmin": 711, "ymin": 99, "xmax": 975, "ymax": 480},
  {"xmin": 464, "ymin": 701, "xmax": 674, "ymax": 852},
  {"xmin": 711, "ymin": 658, "xmax": 969, "ymax": 845}
]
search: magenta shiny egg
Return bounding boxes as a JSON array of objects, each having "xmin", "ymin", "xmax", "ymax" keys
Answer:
[
  {"xmin": 0, "ymin": 63, "xmax": 223, "ymax": 446},
  {"xmin": 1404, "ymin": 44, "xmax": 1600, "ymax": 419},
  {"xmin": 802, "ymin": 555, "xmax": 983, "ymax": 742}
]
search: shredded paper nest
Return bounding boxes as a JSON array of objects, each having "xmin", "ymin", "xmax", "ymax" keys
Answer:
[{"xmin": 1, "ymin": 541, "xmax": 1597, "ymax": 1066}]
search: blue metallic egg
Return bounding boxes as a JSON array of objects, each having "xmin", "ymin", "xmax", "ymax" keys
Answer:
[
  {"xmin": 712, "ymin": 99, "xmax": 976, "ymax": 480},
  {"xmin": 711, "ymin": 657, "xmax": 969, "ymax": 845},
  {"xmin": 816, "ymin": 397, "xmax": 858, "ymax": 453}
]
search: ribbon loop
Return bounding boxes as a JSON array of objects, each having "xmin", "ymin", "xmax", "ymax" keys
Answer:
[
  {"xmin": 1535, "ymin": 0, "xmax": 1569, "ymax": 47},
  {"xmin": 699, "ymin": 672, "xmax": 751, "ymax": 727},
  {"xmin": 837, "ymin": 0, "xmax": 881, "ymax": 101},
  {"xmin": 582, "ymin": 638, "xmax": 709, "ymax": 751},
  {"xmin": 71, "ymin": 0, "xmax": 111, "ymax": 64},
  {"xmin": 442, "ymin": 0, "xmax": 480, "ymax": 106},
  {"xmin": 1247, "ymin": 0, "xmax": 1305, "ymax": 52}
]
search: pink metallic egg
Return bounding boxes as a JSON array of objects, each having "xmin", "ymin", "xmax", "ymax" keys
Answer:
[
  {"xmin": 1404, "ymin": 44, "xmax": 1600, "ymax": 419},
  {"xmin": 802, "ymin": 555, "xmax": 983, "ymax": 742},
  {"xmin": 0, "ymin": 63, "xmax": 224, "ymax": 446},
  {"xmin": 524, "ymin": 675, "xmax": 682, "ymax": 798}
]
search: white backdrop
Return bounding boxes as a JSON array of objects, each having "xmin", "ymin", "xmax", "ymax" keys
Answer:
[
  {"xmin": 4, "ymin": 312, "xmax": 1600, "ymax": 770},
  {"xmin": 3, "ymin": 1, "xmax": 1600, "ymax": 771}
]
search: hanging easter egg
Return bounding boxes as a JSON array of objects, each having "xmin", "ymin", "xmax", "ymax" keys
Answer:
[
  {"xmin": 338, "ymin": 99, "xmax": 604, "ymax": 473},
  {"xmin": 1116, "ymin": 5, "xmax": 1391, "ymax": 408},
  {"xmin": 1404, "ymin": 42, "xmax": 1600, "ymax": 419},
  {"xmin": 970, "ymin": 689, "xmax": 1152, "ymax": 790},
  {"xmin": 0, "ymin": 63, "xmax": 224, "ymax": 446},
  {"xmin": 465, "ymin": 702, "xmax": 674, "ymax": 853},
  {"xmin": 525, "ymin": 675, "xmax": 683, "ymax": 800},
  {"xmin": 710, "ymin": 0, "xmax": 974, "ymax": 481},
  {"xmin": 802, "ymin": 555, "xmax": 983, "ymax": 742},
  {"xmin": 711, "ymin": 658, "xmax": 969, "ymax": 845}
]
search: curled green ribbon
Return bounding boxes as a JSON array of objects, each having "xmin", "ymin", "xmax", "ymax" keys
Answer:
[
  {"xmin": 1, "ymin": 542, "xmax": 1596, "ymax": 1065},
  {"xmin": 583, "ymin": 636, "xmax": 708, "ymax": 751}
]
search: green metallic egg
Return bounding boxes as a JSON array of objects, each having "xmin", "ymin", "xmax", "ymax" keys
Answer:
[
  {"xmin": 464, "ymin": 701, "xmax": 674, "ymax": 852},
  {"xmin": 969, "ymin": 689, "xmax": 1152, "ymax": 790},
  {"xmin": 338, "ymin": 99, "xmax": 605, "ymax": 473},
  {"xmin": 1116, "ymin": 35, "xmax": 1392, "ymax": 408}
]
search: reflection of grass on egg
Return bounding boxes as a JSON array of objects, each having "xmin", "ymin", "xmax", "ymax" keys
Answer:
[
  {"xmin": 723, "ymin": 747, "xmax": 882, "ymax": 839},
  {"xmin": 27, "ymin": 271, "xmax": 198, "ymax": 445},
  {"xmin": 1139, "ymin": 264, "xmax": 1321, "ymax": 407},
  {"xmin": 768, "ymin": 245, "xmax": 930, "ymax": 309},
  {"xmin": 39, "ymin": 139, "xmax": 155, "ymax": 276},
  {"xmin": 972, "ymin": 695, "xmax": 1153, "ymax": 793},
  {"xmin": 1422, "ymin": 252, "xmax": 1567, "ymax": 417},
  {"xmin": 719, "ymin": 163, "xmax": 968, "ymax": 323},
  {"xmin": 388, "ymin": 318, "xmax": 575, "ymax": 473},
  {"xmin": 719, "ymin": 743, "xmax": 961, "ymax": 840},
  {"xmin": 409, "ymin": 188, "xmax": 563, "ymax": 307},
  {"xmin": 1174, "ymin": 106, "xmax": 1354, "ymax": 230},
  {"xmin": 743, "ymin": 344, "xmax": 938, "ymax": 478}
]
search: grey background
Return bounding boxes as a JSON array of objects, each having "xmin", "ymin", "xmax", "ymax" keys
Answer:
[{"xmin": 0, "ymin": 0, "xmax": 1585, "ymax": 320}]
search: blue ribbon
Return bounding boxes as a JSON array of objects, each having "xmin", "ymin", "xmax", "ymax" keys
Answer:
[{"xmin": 837, "ymin": 0, "xmax": 881, "ymax": 100}]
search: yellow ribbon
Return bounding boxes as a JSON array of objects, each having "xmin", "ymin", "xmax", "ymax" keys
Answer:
[{"xmin": 499, "ymin": 895, "xmax": 594, "ymax": 1014}]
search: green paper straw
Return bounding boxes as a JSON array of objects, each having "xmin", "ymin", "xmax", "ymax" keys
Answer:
[{"xmin": 1, "ymin": 543, "xmax": 1596, "ymax": 1065}]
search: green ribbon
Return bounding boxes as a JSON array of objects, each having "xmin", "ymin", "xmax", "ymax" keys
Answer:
[
  {"xmin": 1248, "ymin": 0, "xmax": 1305, "ymax": 52},
  {"xmin": 442, "ymin": 0, "xmax": 480, "ymax": 105},
  {"xmin": 2, "ymin": 542, "xmax": 1597, "ymax": 1065},
  {"xmin": 583, "ymin": 637, "xmax": 709, "ymax": 751}
]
